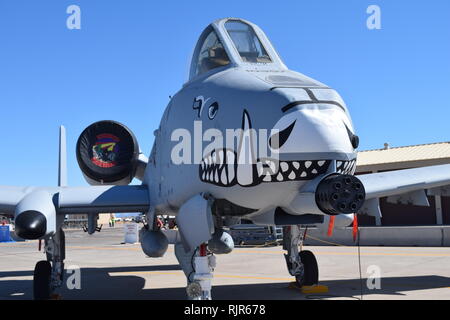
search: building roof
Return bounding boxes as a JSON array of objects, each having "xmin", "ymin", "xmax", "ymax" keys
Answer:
[{"xmin": 357, "ymin": 142, "xmax": 450, "ymax": 169}]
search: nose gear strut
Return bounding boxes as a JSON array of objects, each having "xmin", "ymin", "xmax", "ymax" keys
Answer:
[{"xmin": 283, "ymin": 225, "xmax": 319, "ymax": 287}]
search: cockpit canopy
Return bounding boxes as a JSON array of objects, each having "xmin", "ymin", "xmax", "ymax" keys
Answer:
[
  {"xmin": 188, "ymin": 18, "xmax": 286, "ymax": 81},
  {"xmin": 194, "ymin": 30, "xmax": 231, "ymax": 77},
  {"xmin": 224, "ymin": 20, "xmax": 272, "ymax": 64}
]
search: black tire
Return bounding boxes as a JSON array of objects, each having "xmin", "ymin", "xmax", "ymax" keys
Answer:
[
  {"xmin": 296, "ymin": 250, "xmax": 319, "ymax": 287},
  {"xmin": 33, "ymin": 260, "xmax": 52, "ymax": 300}
]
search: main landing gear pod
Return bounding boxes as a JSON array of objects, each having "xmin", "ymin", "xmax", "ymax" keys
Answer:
[
  {"xmin": 14, "ymin": 190, "xmax": 56, "ymax": 240},
  {"xmin": 14, "ymin": 191, "xmax": 66, "ymax": 300},
  {"xmin": 33, "ymin": 228, "xmax": 65, "ymax": 300},
  {"xmin": 76, "ymin": 120, "xmax": 140, "ymax": 185}
]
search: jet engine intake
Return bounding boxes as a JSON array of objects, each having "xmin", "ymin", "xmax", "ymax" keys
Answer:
[{"xmin": 76, "ymin": 121, "xmax": 139, "ymax": 185}]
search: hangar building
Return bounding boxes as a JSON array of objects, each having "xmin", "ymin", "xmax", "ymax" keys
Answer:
[{"xmin": 356, "ymin": 142, "xmax": 450, "ymax": 226}]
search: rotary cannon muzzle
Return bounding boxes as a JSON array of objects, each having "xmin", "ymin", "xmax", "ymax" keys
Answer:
[{"xmin": 315, "ymin": 174, "xmax": 366, "ymax": 215}]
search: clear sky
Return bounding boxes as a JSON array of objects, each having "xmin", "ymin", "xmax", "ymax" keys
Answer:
[{"xmin": 0, "ymin": 0, "xmax": 449, "ymax": 187}]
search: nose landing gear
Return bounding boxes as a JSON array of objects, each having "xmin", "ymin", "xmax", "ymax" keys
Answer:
[{"xmin": 283, "ymin": 226, "xmax": 319, "ymax": 288}]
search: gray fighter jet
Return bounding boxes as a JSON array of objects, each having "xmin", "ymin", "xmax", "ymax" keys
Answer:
[{"xmin": 1, "ymin": 18, "xmax": 450, "ymax": 300}]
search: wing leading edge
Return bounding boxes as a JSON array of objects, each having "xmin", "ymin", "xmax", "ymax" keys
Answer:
[
  {"xmin": 358, "ymin": 164, "xmax": 450, "ymax": 200},
  {"xmin": 0, "ymin": 185, "xmax": 150, "ymax": 216}
]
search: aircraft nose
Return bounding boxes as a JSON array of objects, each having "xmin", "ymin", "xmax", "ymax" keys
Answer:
[{"xmin": 270, "ymin": 106, "xmax": 355, "ymax": 156}]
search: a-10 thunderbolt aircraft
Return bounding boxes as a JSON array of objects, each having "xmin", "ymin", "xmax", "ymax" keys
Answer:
[{"xmin": 1, "ymin": 18, "xmax": 450, "ymax": 300}]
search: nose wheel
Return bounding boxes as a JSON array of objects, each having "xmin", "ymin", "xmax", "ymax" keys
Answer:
[{"xmin": 295, "ymin": 250, "xmax": 319, "ymax": 287}]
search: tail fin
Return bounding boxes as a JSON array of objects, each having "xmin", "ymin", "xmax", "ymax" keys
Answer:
[{"xmin": 58, "ymin": 126, "xmax": 68, "ymax": 187}]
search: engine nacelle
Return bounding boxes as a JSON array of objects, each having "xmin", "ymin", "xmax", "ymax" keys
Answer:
[
  {"xmin": 76, "ymin": 121, "xmax": 139, "ymax": 185},
  {"xmin": 14, "ymin": 190, "xmax": 56, "ymax": 240}
]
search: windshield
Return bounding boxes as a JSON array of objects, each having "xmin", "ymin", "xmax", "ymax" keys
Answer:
[
  {"xmin": 225, "ymin": 21, "xmax": 272, "ymax": 63},
  {"xmin": 194, "ymin": 30, "xmax": 230, "ymax": 77}
]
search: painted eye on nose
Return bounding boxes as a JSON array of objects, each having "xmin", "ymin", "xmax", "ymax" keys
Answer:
[
  {"xmin": 208, "ymin": 102, "xmax": 219, "ymax": 120},
  {"xmin": 269, "ymin": 121, "xmax": 296, "ymax": 150},
  {"xmin": 344, "ymin": 123, "xmax": 360, "ymax": 149}
]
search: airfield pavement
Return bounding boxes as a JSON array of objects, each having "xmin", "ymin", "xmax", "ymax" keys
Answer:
[{"xmin": 1, "ymin": 227, "xmax": 450, "ymax": 300}]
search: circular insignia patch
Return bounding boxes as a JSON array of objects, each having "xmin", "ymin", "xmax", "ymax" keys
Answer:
[{"xmin": 91, "ymin": 134, "xmax": 121, "ymax": 168}]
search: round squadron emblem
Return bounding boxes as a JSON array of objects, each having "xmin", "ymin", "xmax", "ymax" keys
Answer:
[{"xmin": 91, "ymin": 134, "xmax": 121, "ymax": 168}]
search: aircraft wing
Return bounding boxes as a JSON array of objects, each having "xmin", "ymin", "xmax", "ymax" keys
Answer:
[
  {"xmin": 357, "ymin": 164, "xmax": 450, "ymax": 217},
  {"xmin": 0, "ymin": 185, "xmax": 150, "ymax": 217}
]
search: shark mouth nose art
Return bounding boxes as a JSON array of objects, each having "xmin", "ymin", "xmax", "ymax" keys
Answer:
[
  {"xmin": 198, "ymin": 110, "xmax": 357, "ymax": 188},
  {"xmin": 336, "ymin": 159, "xmax": 357, "ymax": 175}
]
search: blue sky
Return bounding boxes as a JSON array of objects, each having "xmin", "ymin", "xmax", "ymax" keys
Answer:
[{"xmin": 0, "ymin": 0, "xmax": 449, "ymax": 187}]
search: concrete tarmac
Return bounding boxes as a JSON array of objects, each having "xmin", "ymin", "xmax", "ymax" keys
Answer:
[{"xmin": 1, "ymin": 228, "xmax": 450, "ymax": 300}]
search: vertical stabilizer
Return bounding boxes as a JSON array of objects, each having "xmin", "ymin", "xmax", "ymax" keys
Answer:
[{"xmin": 58, "ymin": 126, "xmax": 68, "ymax": 187}]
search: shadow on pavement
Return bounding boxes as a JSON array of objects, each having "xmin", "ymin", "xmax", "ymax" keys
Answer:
[{"xmin": 1, "ymin": 264, "xmax": 449, "ymax": 300}]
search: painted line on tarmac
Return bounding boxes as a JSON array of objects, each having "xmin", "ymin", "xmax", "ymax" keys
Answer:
[
  {"xmin": 109, "ymin": 270, "xmax": 292, "ymax": 282},
  {"xmin": 64, "ymin": 246, "xmax": 450, "ymax": 258},
  {"xmin": 236, "ymin": 250, "xmax": 450, "ymax": 258},
  {"xmin": 3, "ymin": 243, "xmax": 450, "ymax": 258}
]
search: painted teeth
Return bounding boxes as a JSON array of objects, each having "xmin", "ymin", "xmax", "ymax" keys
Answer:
[
  {"xmin": 266, "ymin": 160, "xmax": 277, "ymax": 174},
  {"xmin": 200, "ymin": 157, "xmax": 333, "ymax": 185},
  {"xmin": 218, "ymin": 150, "xmax": 224, "ymax": 165},
  {"xmin": 214, "ymin": 170, "xmax": 219, "ymax": 183},
  {"xmin": 221, "ymin": 169, "xmax": 227, "ymax": 184},
  {"xmin": 257, "ymin": 162, "xmax": 264, "ymax": 177},
  {"xmin": 336, "ymin": 160, "xmax": 356, "ymax": 175}
]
